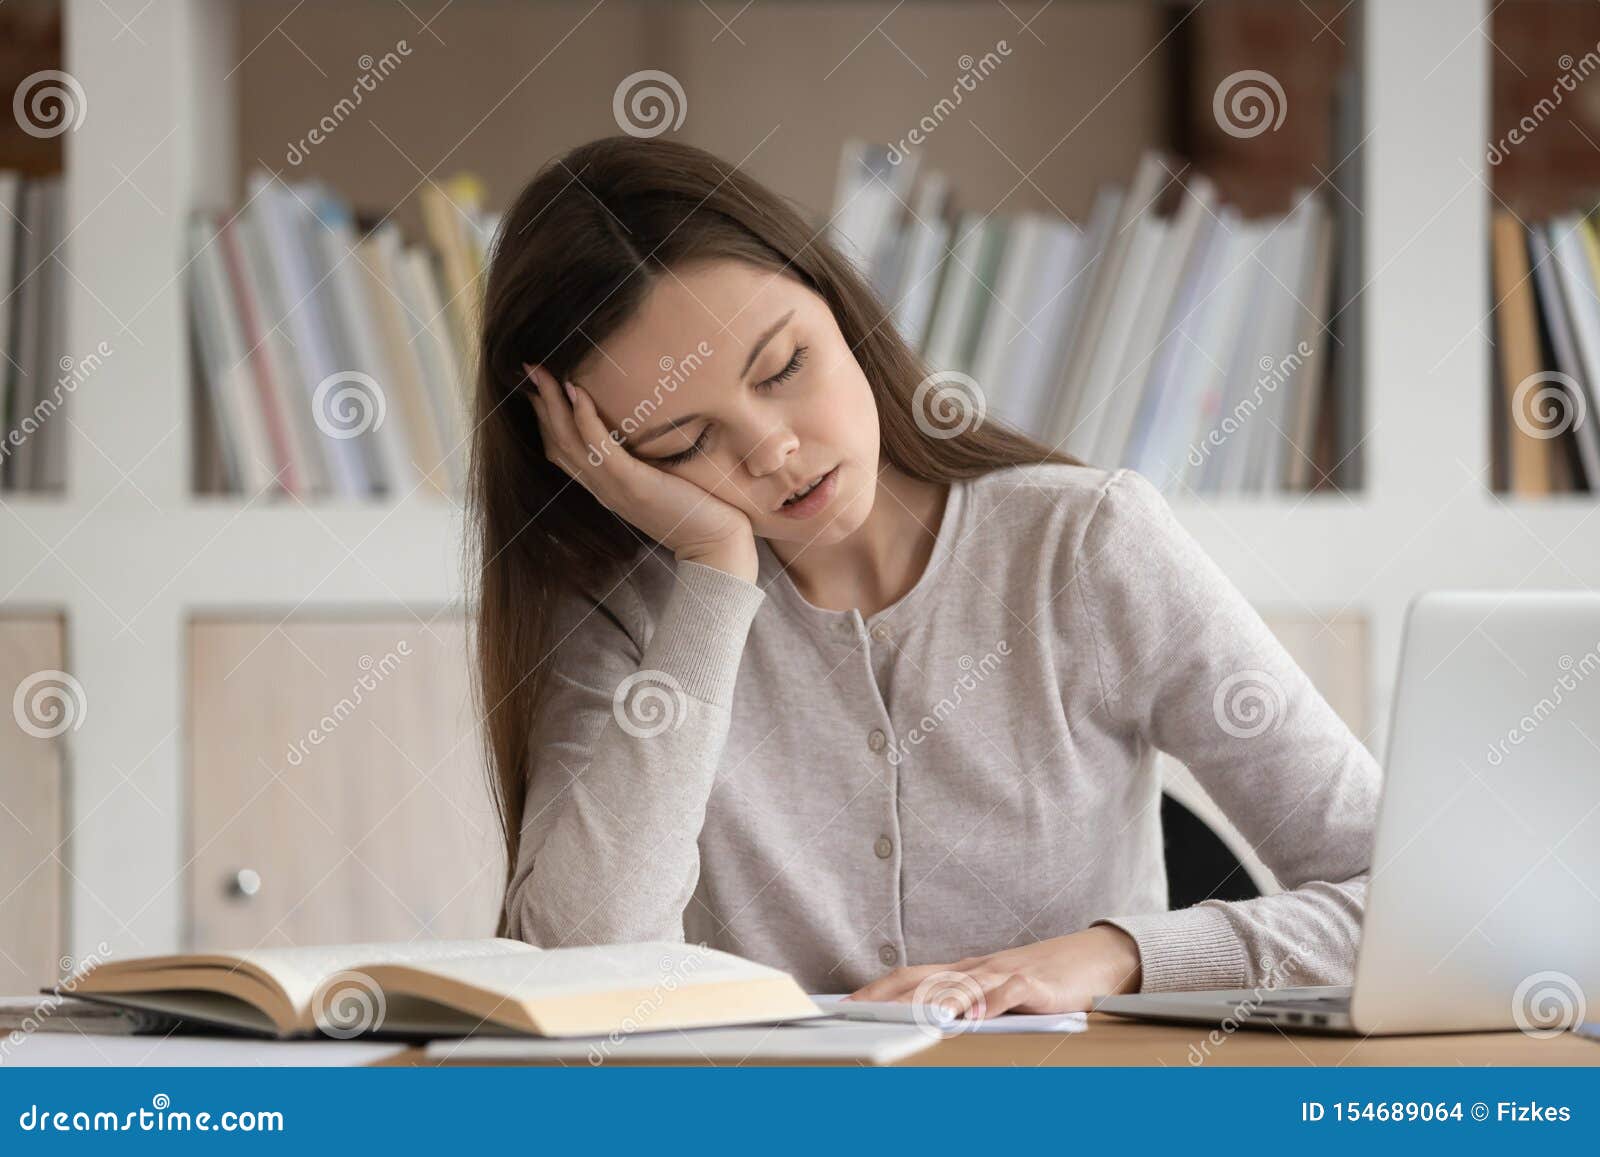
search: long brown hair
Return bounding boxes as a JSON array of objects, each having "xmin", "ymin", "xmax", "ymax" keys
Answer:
[{"xmin": 470, "ymin": 134, "xmax": 1080, "ymax": 935}]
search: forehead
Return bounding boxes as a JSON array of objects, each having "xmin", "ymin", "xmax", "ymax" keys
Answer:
[{"xmin": 577, "ymin": 259, "xmax": 803, "ymax": 400}]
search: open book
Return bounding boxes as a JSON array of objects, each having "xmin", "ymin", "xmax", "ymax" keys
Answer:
[{"xmin": 55, "ymin": 939, "xmax": 823, "ymax": 1040}]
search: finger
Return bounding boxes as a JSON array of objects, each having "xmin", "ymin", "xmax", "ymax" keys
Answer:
[
  {"xmin": 942, "ymin": 971, "xmax": 1002, "ymax": 1019},
  {"xmin": 849, "ymin": 963, "xmax": 945, "ymax": 1003},
  {"xmin": 977, "ymin": 974, "xmax": 1037, "ymax": 1018},
  {"xmin": 525, "ymin": 364, "xmax": 582, "ymax": 453},
  {"xmin": 566, "ymin": 383, "xmax": 626, "ymax": 472}
]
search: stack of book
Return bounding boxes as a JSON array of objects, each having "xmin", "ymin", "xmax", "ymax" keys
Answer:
[
  {"xmin": 1489, "ymin": 208, "xmax": 1600, "ymax": 495},
  {"xmin": 189, "ymin": 172, "xmax": 498, "ymax": 501},
  {"xmin": 830, "ymin": 142, "xmax": 1360, "ymax": 495},
  {"xmin": 0, "ymin": 171, "xmax": 68, "ymax": 493}
]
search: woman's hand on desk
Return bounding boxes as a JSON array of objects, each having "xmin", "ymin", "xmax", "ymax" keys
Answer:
[{"xmin": 842, "ymin": 926, "xmax": 1143, "ymax": 1017}]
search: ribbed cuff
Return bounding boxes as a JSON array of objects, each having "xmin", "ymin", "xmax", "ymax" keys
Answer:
[
  {"xmin": 1092, "ymin": 904, "xmax": 1249, "ymax": 994},
  {"xmin": 639, "ymin": 560, "xmax": 766, "ymax": 706}
]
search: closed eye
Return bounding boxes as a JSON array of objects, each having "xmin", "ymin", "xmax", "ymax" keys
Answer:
[
  {"xmin": 652, "ymin": 429, "xmax": 709, "ymax": 468},
  {"xmin": 758, "ymin": 344, "xmax": 808, "ymax": 391},
  {"xmin": 647, "ymin": 345, "xmax": 809, "ymax": 467}
]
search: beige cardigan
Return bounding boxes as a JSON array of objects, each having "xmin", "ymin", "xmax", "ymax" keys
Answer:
[{"xmin": 504, "ymin": 464, "xmax": 1381, "ymax": 993}]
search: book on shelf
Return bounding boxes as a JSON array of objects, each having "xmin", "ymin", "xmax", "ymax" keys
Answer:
[
  {"xmin": 187, "ymin": 171, "xmax": 489, "ymax": 501},
  {"xmin": 829, "ymin": 129, "xmax": 1359, "ymax": 495},
  {"xmin": 55, "ymin": 937, "xmax": 823, "ymax": 1040},
  {"xmin": 0, "ymin": 170, "xmax": 68, "ymax": 494},
  {"xmin": 1488, "ymin": 206, "xmax": 1600, "ymax": 495}
]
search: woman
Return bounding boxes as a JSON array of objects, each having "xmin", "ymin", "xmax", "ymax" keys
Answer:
[{"xmin": 469, "ymin": 134, "xmax": 1379, "ymax": 1017}]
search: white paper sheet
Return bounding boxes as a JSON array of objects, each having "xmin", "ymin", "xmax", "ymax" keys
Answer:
[
  {"xmin": 809, "ymin": 994, "xmax": 1088, "ymax": 1034},
  {"xmin": 0, "ymin": 1031, "xmax": 409, "ymax": 1067}
]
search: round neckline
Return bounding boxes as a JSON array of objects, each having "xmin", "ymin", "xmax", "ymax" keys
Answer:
[{"xmin": 755, "ymin": 475, "xmax": 966, "ymax": 632}]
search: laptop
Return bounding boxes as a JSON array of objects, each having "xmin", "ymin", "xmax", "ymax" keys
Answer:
[{"xmin": 1095, "ymin": 590, "xmax": 1600, "ymax": 1035}]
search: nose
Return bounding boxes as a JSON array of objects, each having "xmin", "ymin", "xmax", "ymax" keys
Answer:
[{"xmin": 741, "ymin": 420, "xmax": 799, "ymax": 478}]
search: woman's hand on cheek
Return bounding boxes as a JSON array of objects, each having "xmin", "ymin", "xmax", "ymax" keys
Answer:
[
  {"xmin": 841, "ymin": 926, "xmax": 1143, "ymax": 1018},
  {"xmin": 524, "ymin": 363, "xmax": 757, "ymax": 581}
]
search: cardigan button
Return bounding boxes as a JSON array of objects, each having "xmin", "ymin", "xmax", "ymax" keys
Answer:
[
  {"xmin": 867, "ymin": 729, "xmax": 887, "ymax": 752},
  {"xmin": 874, "ymin": 835, "xmax": 893, "ymax": 859},
  {"xmin": 878, "ymin": 943, "xmax": 899, "ymax": 966},
  {"xmin": 870, "ymin": 624, "xmax": 890, "ymax": 642}
]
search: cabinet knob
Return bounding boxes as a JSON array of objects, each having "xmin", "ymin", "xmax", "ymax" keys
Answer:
[{"xmin": 227, "ymin": 868, "xmax": 261, "ymax": 899}]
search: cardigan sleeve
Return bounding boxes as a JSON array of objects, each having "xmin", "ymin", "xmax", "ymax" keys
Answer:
[
  {"xmin": 502, "ymin": 559, "xmax": 766, "ymax": 948},
  {"xmin": 1076, "ymin": 468, "xmax": 1382, "ymax": 992}
]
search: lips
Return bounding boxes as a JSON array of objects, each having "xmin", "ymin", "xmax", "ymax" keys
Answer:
[{"xmin": 779, "ymin": 470, "xmax": 829, "ymax": 509}]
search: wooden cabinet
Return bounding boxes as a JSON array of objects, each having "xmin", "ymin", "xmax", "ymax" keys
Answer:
[
  {"xmin": 0, "ymin": 616, "xmax": 67, "ymax": 992},
  {"xmin": 187, "ymin": 619, "xmax": 501, "ymax": 949}
]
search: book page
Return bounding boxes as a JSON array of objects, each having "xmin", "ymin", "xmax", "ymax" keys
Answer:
[
  {"xmin": 231, "ymin": 938, "xmax": 537, "ymax": 1013},
  {"xmin": 387, "ymin": 942, "xmax": 772, "ymax": 1003}
]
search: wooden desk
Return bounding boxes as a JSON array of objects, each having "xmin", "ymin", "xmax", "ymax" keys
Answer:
[{"xmin": 382, "ymin": 1014, "xmax": 1600, "ymax": 1066}]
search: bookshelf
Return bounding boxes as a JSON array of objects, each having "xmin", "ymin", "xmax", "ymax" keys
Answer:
[{"xmin": 4, "ymin": 0, "xmax": 1588, "ymax": 969}]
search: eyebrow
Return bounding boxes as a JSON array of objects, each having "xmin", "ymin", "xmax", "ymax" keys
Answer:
[{"xmin": 624, "ymin": 309, "xmax": 796, "ymax": 449}]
